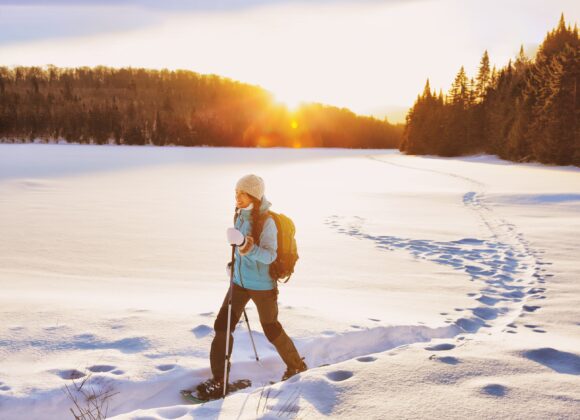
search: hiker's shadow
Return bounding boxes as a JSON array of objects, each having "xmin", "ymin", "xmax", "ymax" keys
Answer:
[{"xmin": 257, "ymin": 377, "xmax": 338, "ymax": 418}]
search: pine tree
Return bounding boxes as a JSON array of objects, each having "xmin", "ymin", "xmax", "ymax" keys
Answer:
[
  {"xmin": 514, "ymin": 45, "xmax": 530, "ymax": 74},
  {"xmin": 449, "ymin": 66, "xmax": 469, "ymax": 108},
  {"xmin": 422, "ymin": 78, "xmax": 433, "ymax": 99},
  {"xmin": 490, "ymin": 65, "xmax": 498, "ymax": 87},
  {"xmin": 475, "ymin": 50, "xmax": 491, "ymax": 102},
  {"xmin": 468, "ymin": 77, "xmax": 477, "ymax": 106}
]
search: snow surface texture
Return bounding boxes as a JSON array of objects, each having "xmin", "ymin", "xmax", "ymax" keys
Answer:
[{"xmin": 0, "ymin": 144, "xmax": 579, "ymax": 419}]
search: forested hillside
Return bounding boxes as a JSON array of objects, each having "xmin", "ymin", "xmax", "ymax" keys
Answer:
[
  {"xmin": 401, "ymin": 15, "xmax": 579, "ymax": 166},
  {"xmin": 0, "ymin": 66, "xmax": 402, "ymax": 149}
]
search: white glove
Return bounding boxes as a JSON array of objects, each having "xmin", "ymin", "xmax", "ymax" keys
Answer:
[{"xmin": 226, "ymin": 227, "xmax": 246, "ymax": 246}]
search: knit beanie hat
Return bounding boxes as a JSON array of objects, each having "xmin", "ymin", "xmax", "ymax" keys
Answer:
[{"xmin": 236, "ymin": 174, "xmax": 265, "ymax": 200}]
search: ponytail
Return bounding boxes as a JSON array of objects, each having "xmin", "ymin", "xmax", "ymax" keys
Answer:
[{"xmin": 249, "ymin": 196, "xmax": 266, "ymax": 245}]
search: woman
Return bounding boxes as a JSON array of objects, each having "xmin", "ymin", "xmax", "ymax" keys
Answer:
[{"xmin": 196, "ymin": 174, "xmax": 307, "ymax": 399}]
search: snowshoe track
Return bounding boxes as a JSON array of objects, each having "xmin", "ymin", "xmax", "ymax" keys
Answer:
[{"xmin": 324, "ymin": 155, "xmax": 550, "ymax": 338}]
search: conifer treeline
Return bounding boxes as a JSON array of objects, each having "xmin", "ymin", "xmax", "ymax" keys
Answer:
[
  {"xmin": 401, "ymin": 15, "xmax": 579, "ymax": 166},
  {"xmin": 0, "ymin": 65, "xmax": 402, "ymax": 149}
]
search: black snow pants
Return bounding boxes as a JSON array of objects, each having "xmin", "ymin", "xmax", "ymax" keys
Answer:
[{"xmin": 210, "ymin": 283, "xmax": 303, "ymax": 380}]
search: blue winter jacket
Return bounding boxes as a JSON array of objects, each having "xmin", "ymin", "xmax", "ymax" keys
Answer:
[{"xmin": 233, "ymin": 196, "xmax": 278, "ymax": 290}]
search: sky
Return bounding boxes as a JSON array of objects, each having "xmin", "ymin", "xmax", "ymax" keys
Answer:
[{"xmin": 0, "ymin": 0, "xmax": 578, "ymax": 123}]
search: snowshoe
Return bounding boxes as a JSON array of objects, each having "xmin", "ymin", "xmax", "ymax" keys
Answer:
[{"xmin": 180, "ymin": 378, "xmax": 252, "ymax": 404}]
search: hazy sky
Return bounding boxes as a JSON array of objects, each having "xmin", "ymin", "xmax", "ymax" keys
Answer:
[{"xmin": 0, "ymin": 0, "xmax": 578, "ymax": 122}]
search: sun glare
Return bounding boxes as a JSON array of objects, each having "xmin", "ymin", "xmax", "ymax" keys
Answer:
[{"xmin": 271, "ymin": 89, "xmax": 305, "ymax": 112}]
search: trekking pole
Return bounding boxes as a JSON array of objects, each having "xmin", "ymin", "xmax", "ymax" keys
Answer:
[
  {"xmin": 242, "ymin": 308, "xmax": 260, "ymax": 363},
  {"xmin": 223, "ymin": 244, "xmax": 236, "ymax": 397},
  {"xmin": 232, "ymin": 208, "xmax": 261, "ymax": 364}
]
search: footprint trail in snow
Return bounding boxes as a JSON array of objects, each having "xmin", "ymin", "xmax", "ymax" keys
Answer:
[{"xmin": 325, "ymin": 155, "xmax": 550, "ymax": 338}]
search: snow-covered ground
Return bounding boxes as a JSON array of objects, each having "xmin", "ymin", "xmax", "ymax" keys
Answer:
[{"xmin": 0, "ymin": 144, "xmax": 578, "ymax": 419}]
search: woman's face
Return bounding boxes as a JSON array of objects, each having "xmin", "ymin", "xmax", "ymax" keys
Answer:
[{"xmin": 235, "ymin": 190, "xmax": 252, "ymax": 209}]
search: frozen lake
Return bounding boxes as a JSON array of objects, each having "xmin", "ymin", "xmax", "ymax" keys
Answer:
[{"xmin": 0, "ymin": 144, "xmax": 579, "ymax": 419}]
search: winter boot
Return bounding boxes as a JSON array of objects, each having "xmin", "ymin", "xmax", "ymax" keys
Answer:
[{"xmin": 282, "ymin": 357, "xmax": 308, "ymax": 381}]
